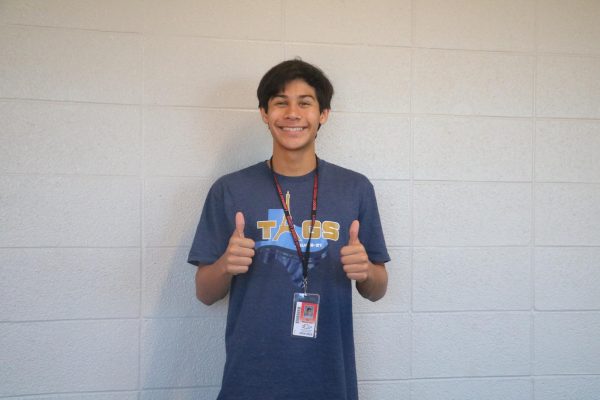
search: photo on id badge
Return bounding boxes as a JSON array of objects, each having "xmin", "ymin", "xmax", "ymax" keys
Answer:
[{"xmin": 292, "ymin": 293, "xmax": 320, "ymax": 338}]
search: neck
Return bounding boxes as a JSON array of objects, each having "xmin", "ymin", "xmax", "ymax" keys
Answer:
[{"xmin": 270, "ymin": 148, "xmax": 317, "ymax": 176}]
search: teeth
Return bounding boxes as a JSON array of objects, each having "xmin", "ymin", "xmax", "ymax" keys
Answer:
[{"xmin": 282, "ymin": 127, "xmax": 304, "ymax": 131}]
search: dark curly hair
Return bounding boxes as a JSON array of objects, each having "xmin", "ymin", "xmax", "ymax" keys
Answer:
[{"xmin": 257, "ymin": 59, "xmax": 334, "ymax": 113}]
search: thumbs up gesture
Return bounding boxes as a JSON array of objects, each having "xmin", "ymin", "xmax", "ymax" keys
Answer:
[
  {"xmin": 340, "ymin": 220, "xmax": 371, "ymax": 282},
  {"xmin": 220, "ymin": 212, "xmax": 255, "ymax": 275}
]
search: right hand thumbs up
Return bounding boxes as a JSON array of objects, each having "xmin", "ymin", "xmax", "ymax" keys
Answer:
[
  {"xmin": 235, "ymin": 211, "xmax": 245, "ymax": 238},
  {"xmin": 220, "ymin": 212, "xmax": 255, "ymax": 275}
]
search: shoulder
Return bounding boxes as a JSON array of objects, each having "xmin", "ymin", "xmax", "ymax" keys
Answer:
[{"xmin": 320, "ymin": 159, "xmax": 373, "ymax": 188}]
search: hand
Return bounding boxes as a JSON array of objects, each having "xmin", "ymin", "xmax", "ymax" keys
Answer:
[
  {"xmin": 219, "ymin": 212, "xmax": 255, "ymax": 275},
  {"xmin": 340, "ymin": 220, "xmax": 371, "ymax": 283}
]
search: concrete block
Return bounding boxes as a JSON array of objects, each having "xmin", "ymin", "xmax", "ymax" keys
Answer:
[
  {"xmin": 144, "ymin": 107, "xmax": 270, "ymax": 178},
  {"xmin": 143, "ymin": 36, "xmax": 282, "ymax": 108},
  {"xmin": 535, "ymin": 247, "xmax": 600, "ymax": 311},
  {"xmin": 413, "ymin": 182, "xmax": 531, "ymax": 246},
  {"xmin": 143, "ymin": 177, "xmax": 212, "ymax": 247},
  {"xmin": 144, "ymin": 0, "xmax": 281, "ymax": 40},
  {"xmin": 0, "ymin": 248, "xmax": 139, "ymax": 321},
  {"xmin": 141, "ymin": 387, "xmax": 221, "ymax": 400},
  {"xmin": 141, "ymin": 317, "xmax": 226, "ymax": 388},
  {"xmin": 372, "ymin": 180, "xmax": 411, "ymax": 247},
  {"xmin": 535, "ymin": 376, "xmax": 600, "ymax": 400},
  {"xmin": 353, "ymin": 248, "xmax": 410, "ymax": 313},
  {"xmin": 535, "ymin": 312, "xmax": 600, "ymax": 374},
  {"xmin": 413, "ymin": 247, "xmax": 531, "ymax": 312},
  {"xmin": 537, "ymin": 55, "xmax": 600, "ymax": 119},
  {"xmin": 0, "ymin": 0, "xmax": 143, "ymax": 32},
  {"xmin": 414, "ymin": 0, "xmax": 535, "ymax": 51},
  {"xmin": 285, "ymin": 0, "xmax": 411, "ymax": 46},
  {"xmin": 413, "ymin": 49, "xmax": 534, "ymax": 117},
  {"xmin": 535, "ymin": 119, "xmax": 600, "ymax": 183},
  {"xmin": 286, "ymin": 44, "xmax": 411, "ymax": 113},
  {"xmin": 143, "ymin": 246, "xmax": 228, "ymax": 318},
  {"xmin": 0, "ymin": 26, "xmax": 141, "ymax": 103},
  {"xmin": 537, "ymin": 0, "xmax": 600, "ymax": 55},
  {"xmin": 535, "ymin": 183, "xmax": 600, "ymax": 246},
  {"xmin": 0, "ymin": 176, "xmax": 140, "ymax": 247},
  {"xmin": 0, "ymin": 320, "xmax": 139, "ymax": 396},
  {"xmin": 318, "ymin": 112, "xmax": 411, "ymax": 180},
  {"xmin": 358, "ymin": 381, "xmax": 410, "ymax": 400},
  {"xmin": 354, "ymin": 314, "xmax": 410, "ymax": 380},
  {"xmin": 0, "ymin": 101, "xmax": 140, "ymax": 175},
  {"xmin": 414, "ymin": 115, "xmax": 532, "ymax": 181},
  {"xmin": 8, "ymin": 394, "xmax": 138, "ymax": 400},
  {"xmin": 412, "ymin": 313, "xmax": 530, "ymax": 377},
  {"xmin": 411, "ymin": 378, "xmax": 532, "ymax": 400}
]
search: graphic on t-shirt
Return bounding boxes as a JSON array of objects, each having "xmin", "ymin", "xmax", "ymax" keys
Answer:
[{"xmin": 255, "ymin": 191, "xmax": 340, "ymax": 287}]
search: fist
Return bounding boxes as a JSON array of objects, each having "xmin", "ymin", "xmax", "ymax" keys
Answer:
[
  {"xmin": 221, "ymin": 212, "xmax": 255, "ymax": 275},
  {"xmin": 340, "ymin": 220, "xmax": 370, "ymax": 282}
]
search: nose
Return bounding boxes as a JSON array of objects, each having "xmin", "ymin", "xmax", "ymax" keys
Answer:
[{"xmin": 284, "ymin": 103, "xmax": 300, "ymax": 120}]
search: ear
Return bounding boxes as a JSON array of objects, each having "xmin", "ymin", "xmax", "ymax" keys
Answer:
[
  {"xmin": 319, "ymin": 108, "xmax": 330, "ymax": 125},
  {"xmin": 259, "ymin": 107, "xmax": 269, "ymax": 124}
]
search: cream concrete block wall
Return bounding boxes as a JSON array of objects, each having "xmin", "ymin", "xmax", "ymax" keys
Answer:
[
  {"xmin": 412, "ymin": 313, "xmax": 531, "ymax": 378},
  {"xmin": 8, "ymin": 395, "xmax": 139, "ymax": 400},
  {"xmin": 141, "ymin": 387, "xmax": 221, "ymax": 400},
  {"xmin": 535, "ymin": 376, "xmax": 600, "ymax": 400},
  {"xmin": 0, "ymin": 321, "xmax": 139, "ymax": 396},
  {"xmin": 411, "ymin": 378, "xmax": 532, "ymax": 400},
  {"xmin": 358, "ymin": 382, "xmax": 410, "ymax": 400},
  {"xmin": 1, "ymin": 0, "xmax": 599, "ymax": 399}
]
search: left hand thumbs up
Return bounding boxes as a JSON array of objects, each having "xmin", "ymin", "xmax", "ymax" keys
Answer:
[
  {"xmin": 340, "ymin": 220, "xmax": 370, "ymax": 282},
  {"xmin": 348, "ymin": 219, "xmax": 360, "ymax": 245}
]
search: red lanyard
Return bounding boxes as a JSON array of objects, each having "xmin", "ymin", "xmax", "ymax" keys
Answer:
[{"xmin": 270, "ymin": 157, "xmax": 319, "ymax": 293}]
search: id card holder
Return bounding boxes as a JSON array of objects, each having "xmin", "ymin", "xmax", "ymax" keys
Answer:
[{"xmin": 291, "ymin": 293, "xmax": 320, "ymax": 339}]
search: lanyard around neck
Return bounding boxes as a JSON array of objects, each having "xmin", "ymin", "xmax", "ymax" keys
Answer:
[{"xmin": 270, "ymin": 156, "xmax": 319, "ymax": 293}]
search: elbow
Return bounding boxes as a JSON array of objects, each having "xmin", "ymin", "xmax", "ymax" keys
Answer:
[
  {"xmin": 359, "ymin": 263, "xmax": 388, "ymax": 302},
  {"xmin": 356, "ymin": 283, "xmax": 387, "ymax": 302},
  {"xmin": 196, "ymin": 293, "xmax": 213, "ymax": 306},
  {"xmin": 196, "ymin": 289, "xmax": 221, "ymax": 306},
  {"xmin": 363, "ymin": 284, "xmax": 387, "ymax": 302},
  {"xmin": 367, "ymin": 289, "xmax": 386, "ymax": 302}
]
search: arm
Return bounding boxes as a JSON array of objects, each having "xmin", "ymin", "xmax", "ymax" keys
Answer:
[
  {"xmin": 340, "ymin": 220, "xmax": 388, "ymax": 302},
  {"xmin": 356, "ymin": 262, "xmax": 387, "ymax": 302},
  {"xmin": 195, "ymin": 212, "xmax": 255, "ymax": 305},
  {"xmin": 195, "ymin": 260, "xmax": 233, "ymax": 305}
]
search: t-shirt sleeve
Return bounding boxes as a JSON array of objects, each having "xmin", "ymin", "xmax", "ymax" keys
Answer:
[
  {"xmin": 358, "ymin": 180, "xmax": 391, "ymax": 265},
  {"xmin": 187, "ymin": 179, "xmax": 234, "ymax": 267}
]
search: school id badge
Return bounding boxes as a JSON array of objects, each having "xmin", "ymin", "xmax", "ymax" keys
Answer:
[{"xmin": 291, "ymin": 292, "xmax": 320, "ymax": 339}]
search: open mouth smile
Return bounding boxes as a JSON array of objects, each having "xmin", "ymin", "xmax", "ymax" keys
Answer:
[{"xmin": 279, "ymin": 126, "xmax": 306, "ymax": 132}]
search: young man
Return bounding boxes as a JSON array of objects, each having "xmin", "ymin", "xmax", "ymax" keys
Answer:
[{"xmin": 188, "ymin": 59, "xmax": 389, "ymax": 399}]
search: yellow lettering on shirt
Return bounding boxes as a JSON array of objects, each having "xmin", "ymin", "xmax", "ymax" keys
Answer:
[
  {"xmin": 257, "ymin": 220, "xmax": 277, "ymax": 239},
  {"xmin": 322, "ymin": 221, "xmax": 340, "ymax": 241}
]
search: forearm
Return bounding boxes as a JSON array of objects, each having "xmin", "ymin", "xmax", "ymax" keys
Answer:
[
  {"xmin": 195, "ymin": 257, "xmax": 233, "ymax": 306},
  {"xmin": 356, "ymin": 262, "xmax": 387, "ymax": 302}
]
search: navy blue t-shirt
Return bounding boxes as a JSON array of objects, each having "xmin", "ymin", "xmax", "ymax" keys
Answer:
[{"xmin": 188, "ymin": 159, "xmax": 390, "ymax": 400}]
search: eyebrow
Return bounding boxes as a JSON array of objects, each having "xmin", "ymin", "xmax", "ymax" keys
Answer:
[{"xmin": 272, "ymin": 94, "xmax": 316, "ymax": 100}]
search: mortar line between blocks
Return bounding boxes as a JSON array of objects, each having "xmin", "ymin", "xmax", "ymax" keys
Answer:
[
  {"xmin": 530, "ymin": 0, "xmax": 539, "ymax": 388},
  {"xmin": 281, "ymin": 0, "xmax": 287, "ymax": 59},
  {"xmin": 408, "ymin": 0, "xmax": 416, "ymax": 382},
  {"xmin": 137, "ymin": 20, "xmax": 147, "ymax": 393}
]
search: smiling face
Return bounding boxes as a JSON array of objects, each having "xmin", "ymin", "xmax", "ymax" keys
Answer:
[{"xmin": 260, "ymin": 79, "xmax": 330, "ymax": 157}]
